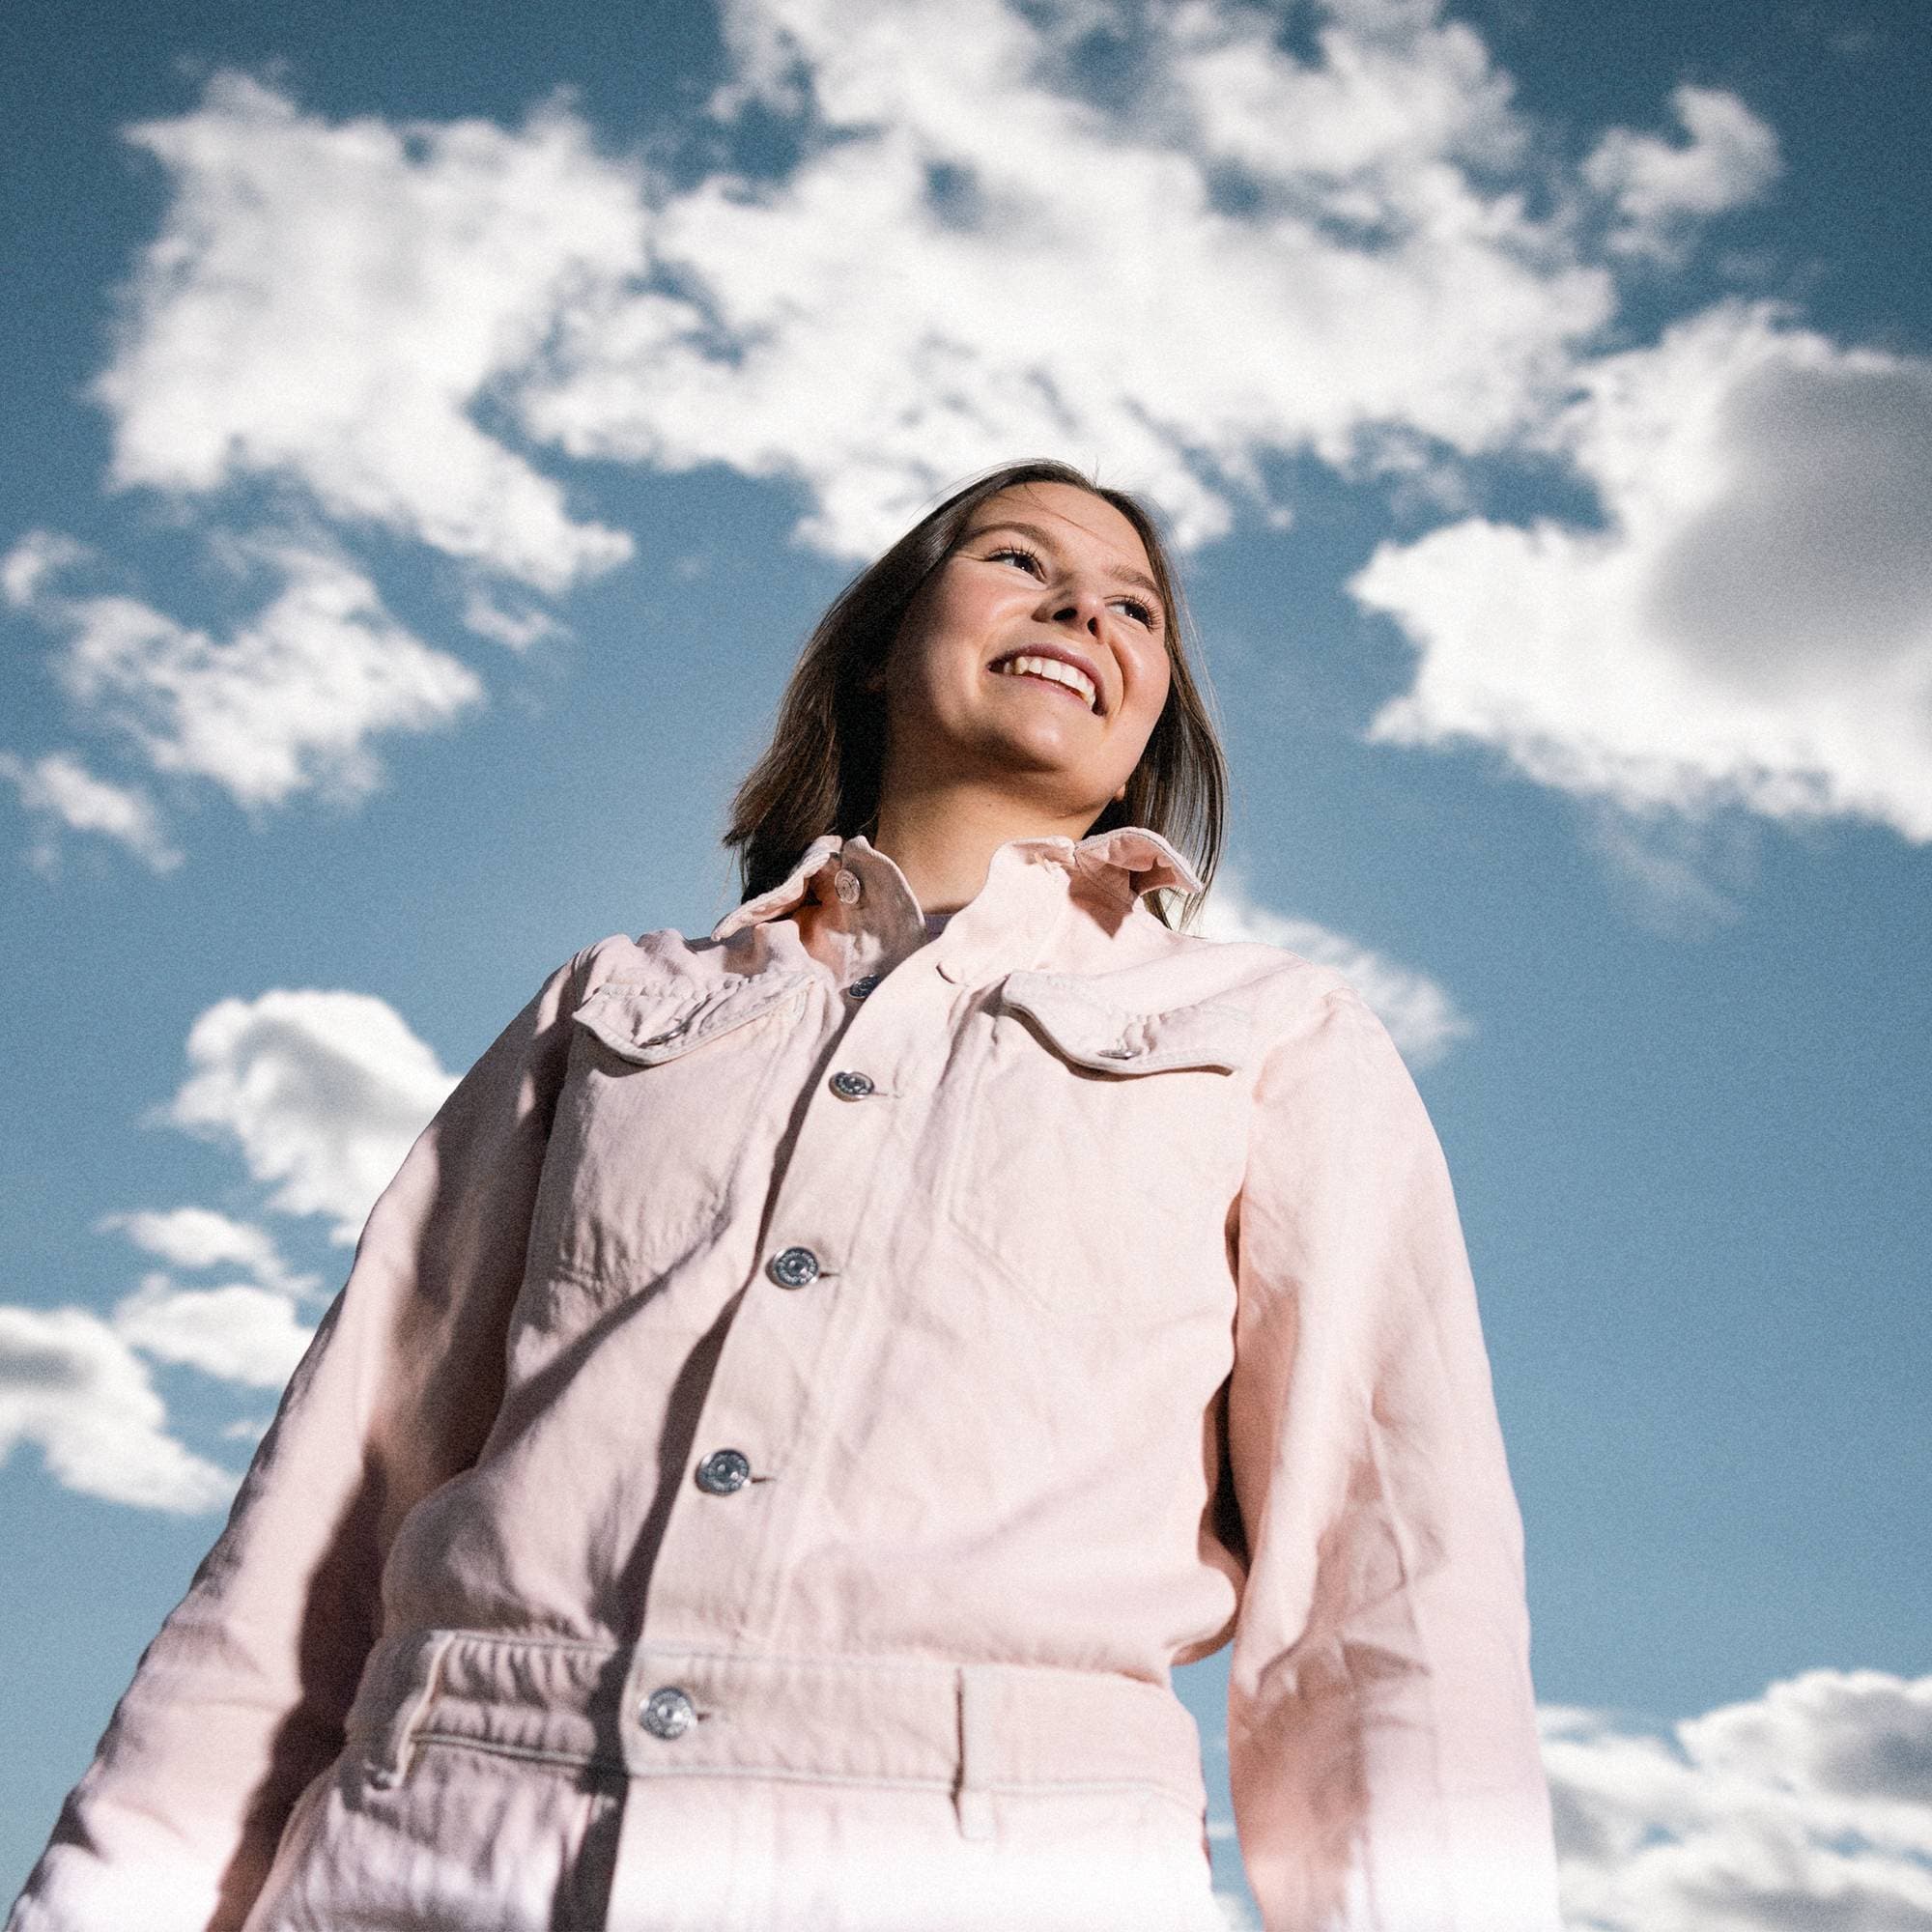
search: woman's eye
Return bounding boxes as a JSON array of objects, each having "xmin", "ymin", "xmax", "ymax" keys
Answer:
[
  {"xmin": 1118, "ymin": 597, "xmax": 1157, "ymax": 629},
  {"xmin": 986, "ymin": 544, "xmax": 1044, "ymax": 576}
]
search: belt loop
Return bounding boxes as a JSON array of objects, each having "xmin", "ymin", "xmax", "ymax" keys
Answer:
[
  {"xmin": 364, "ymin": 1631, "xmax": 455, "ymax": 1790},
  {"xmin": 953, "ymin": 1665, "xmax": 996, "ymax": 1842}
]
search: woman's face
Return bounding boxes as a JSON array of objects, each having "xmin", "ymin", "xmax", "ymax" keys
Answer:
[{"xmin": 877, "ymin": 482, "xmax": 1174, "ymax": 820}]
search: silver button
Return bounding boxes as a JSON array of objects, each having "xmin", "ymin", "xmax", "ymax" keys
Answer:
[
  {"xmin": 639, "ymin": 1686, "xmax": 696, "ymax": 1740},
  {"xmin": 829, "ymin": 1069, "xmax": 874, "ymax": 1098},
  {"xmin": 834, "ymin": 868, "xmax": 863, "ymax": 904},
  {"xmin": 845, "ymin": 973, "xmax": 882, "ymax": 1000},
  {"xmin": 696, "ymin": 1447, "xmax": 752, "ymax": 1494},
  {"xmin": 767, "ymin": 1245, "xmax": 821, "ymax": 1289}
]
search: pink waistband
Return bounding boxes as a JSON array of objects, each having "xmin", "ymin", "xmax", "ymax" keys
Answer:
[{"xmin": 344, "ymin": 1630, "xmax": 1208, "ymax": 1841}]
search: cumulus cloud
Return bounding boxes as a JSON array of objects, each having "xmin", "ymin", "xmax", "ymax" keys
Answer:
[
  {"xmin": 111, "ymin": 1275, "xmax": 314, "ymax": 1388},
  {"xmin": 1545, "ymin": 1667, "xmax": 1932, "ymax": 1930},
  {"xmin": 0, "ymin": 1303, "xmax": 233, "ymax": 1513},
  {"xmin": 99, "ymin": 1206, "xmax": 319, "ymax": 1300},
  {"xmin": 1195, "ymin": 863, "xmax": 1474, "ymax": 1065},
  {"xmin": 1351, "ymin": 300, "xmax": 1932, "ymax": 845},
  {"xmin": 525, "ymin": 0, "xmax": 1614, "ymax": 554},
  {"xmin": 166, "ymin": 987, "xmax": 457, "ymax": 1242},
  {"xmin": 0, "ymin": 750, "xmax": 180, "ymax": 872},
  {"xmin": 99, "ymin": 72, "xmax": 639, "ymax": 592},
  {"xmin": 1585, "ymin": 84, "xmax": 1782, "ymax": 263},
  {"xmin": 8, "ymin": 531, "xmax": 484, "ymax": 812},
  {"xmin": 82, "ymin": 0, "xmax": 1642, "ymax": 571}
]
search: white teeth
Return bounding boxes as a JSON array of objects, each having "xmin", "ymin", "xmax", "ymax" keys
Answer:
[{"xmin": 993, "ymin": 653, "xmax": 1097, "ymax": 710}]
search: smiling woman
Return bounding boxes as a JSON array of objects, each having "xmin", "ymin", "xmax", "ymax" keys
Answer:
[{"xmin": 7, "ymin": 461, "xmax": 1565, "ymax": 1932}]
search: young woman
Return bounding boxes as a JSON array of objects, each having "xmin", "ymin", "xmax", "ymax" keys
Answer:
[{"xmin": 9, "ymin": 461, "xmax": 1564, "ymax": 1931}]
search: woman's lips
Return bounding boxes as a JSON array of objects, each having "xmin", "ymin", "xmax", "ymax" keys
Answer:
[{"xmin": 985, "ymin": 649, "xmax": 1101, "ymax": 712}]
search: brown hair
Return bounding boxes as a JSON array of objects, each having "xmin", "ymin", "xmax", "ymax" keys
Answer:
[{"xmin": 722, "ymin": 459, "xmax": 1227, "ymax": 929}]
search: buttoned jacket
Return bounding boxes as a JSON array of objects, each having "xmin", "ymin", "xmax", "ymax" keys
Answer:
[{"xmin": 9, "ymin": 825, "xmax": 1563, "ymax": 1932}]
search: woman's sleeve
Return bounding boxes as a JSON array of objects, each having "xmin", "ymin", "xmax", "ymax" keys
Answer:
[
  {"xmin": 6, "ymin": 948, "xmax": 590, "ymax": 1932},
  {"xmin": 1223, "ymin": 981, "xmax": 1564, "ymax": 1932}
]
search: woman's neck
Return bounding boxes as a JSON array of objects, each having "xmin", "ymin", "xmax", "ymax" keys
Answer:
[{"xmin": 869, "ymin": 786, "xmax": 1101, "ymax": 916}]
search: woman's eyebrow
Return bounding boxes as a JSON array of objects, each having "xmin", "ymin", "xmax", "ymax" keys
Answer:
[{"xmin": 965, "ymin": 520, "xmax": 1163, "ymax": 605}]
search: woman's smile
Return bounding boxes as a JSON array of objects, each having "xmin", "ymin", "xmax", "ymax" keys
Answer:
[{"xmin": 987, "ymin": 649, "xmax": 1101, "ymax": 712}]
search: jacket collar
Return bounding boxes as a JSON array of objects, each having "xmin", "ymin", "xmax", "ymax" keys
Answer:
[{"xmin": 710, "ymin": 825, "xmax": 1203, "ymax": 948}]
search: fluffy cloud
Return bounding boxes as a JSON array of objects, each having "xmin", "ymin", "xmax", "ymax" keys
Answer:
[
  {"xmin": 525, "ymin": 0, "xmax": 1616, "ymax": 554},
  {"xmin": 2, "ymin": 985, "xmax": 454, "ymax": 1512},
  {"xmin": 22, "ymin": 0, "xmax": 1860, "ymax": 877},
  {"xmin": 1545, "ymin": 1668, "xmax": 1932, "ymax": 1930},
  {"xmin": 99, "ymin": 1207, "xmax": 319, "ymax": 1300},
  {"xmin": 98, "ymin": 72, "xmax": 639, "ymax": 592},
  {"xmin": 82, "ymin": 0, "xmax": 1664, "ymax": 571},
  {"xmin": 166, "ymin": 987, "xmax": 457, "ymax": 1242},
  {"xmin": 1351, "ymin": 300, "xmax": 1932, "ymax": 844},
  {"xmin": 0, "ymin": 750, "xmax": 180, "ymax": 872},
  {"xmin": 0, "ymin": 1303, "xmax": 233, "ymax": 1513},
  {"xmin": 1195, "ymin": 863, "xmax": 1474, "ymax": 1064},
  {"xmin": 10, "ymin": 531, "xmax": 483, "ymax": 812},
  {"xmin": 1585, "ymin": 84, "xmax": 1782, "ymax": 263},
  {"xmin": 111, "ymin": 1276, "xmax": 314, "ymax": 1388}
]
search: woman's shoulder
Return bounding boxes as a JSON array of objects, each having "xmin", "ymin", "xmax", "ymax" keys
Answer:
[{"xmin": 549, "ymin": 926, "xmax": 731, "ymax": 997}]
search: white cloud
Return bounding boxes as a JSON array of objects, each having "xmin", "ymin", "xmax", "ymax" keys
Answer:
[
  {"xmin": 112, "ymin": 1275, "xmax": 314, "ymax": 1388},
  {"xmin": 96, "ymin": 0, "xmax": 1636, "ymax": 571},
  {"xmin": 524, "ymin": 0, "xmax": 1615, "ymax": 555},
  {"xmin": 459, "ymin": 587, "xmax": 565, "ymax": 651},
  {"xmin": 1545, "ymin": 1669, "xmax": 1932, "ymax": 1930},
  {"xmin": 0, "ymin": 750, "xmax": 180, "ymax": 872},
  {"xmin": 166, "ymin": 987, "xmax": 457, "ymax": 1243},
  {"xmin": 99, "ymin": 72, "xmax": 639, "ymax": 592},
  {"xmin": 0, "ymin": 1302, "xmax": 233, "ymax": 1513},
  {"xmin": 1195, "ymin": 863, "xmax": 1474, "ymax": 1065},
  {"xmin": 99, "ymin": 1206, "xmax": 319, "ymax": 1300},
  {"xmin": 11, "ymin": 530, "xmax": 483, "ymax": 810},
  {"xmin": 1, "ymin": 986, "xmax": 457, "ymax": 1511},
  {"xmin": 1351, "ymin": 300, "xmax": 1932, "ymax": 845},
  {"xmin": 1585, "ymin": 85, "xmax": 1782, "ymax": 263},
  {"xmin": 1, "ymin": 528, "xmax": 92, "ymax": 608}
]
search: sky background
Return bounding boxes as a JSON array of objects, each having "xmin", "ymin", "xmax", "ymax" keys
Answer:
[{"xmin": 4, "ymin": 1, "xmax": 1930, "ymax": 1924}]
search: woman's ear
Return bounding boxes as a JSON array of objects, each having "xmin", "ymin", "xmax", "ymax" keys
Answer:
[{"xmin": 1112, "ymin": 780, "xmax": 1127, "ymax": 802}]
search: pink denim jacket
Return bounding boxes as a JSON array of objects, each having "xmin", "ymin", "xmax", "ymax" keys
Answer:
[{"xmin": 9, "ymin": 826, "xmax": 1563, "ymax": 1931}]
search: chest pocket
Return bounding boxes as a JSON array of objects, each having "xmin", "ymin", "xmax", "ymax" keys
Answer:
[
  {"xmin": 939, "ymin": 972, "xmax": 1253, "ymax": 1324},
  {"xmin": 571, "ymin": 970, "xmax": 812, "ymax": 1067},
  {"xmin": 528, "ymin": 969, "xmax": 815, "ymax": 1301},
  {"xmin": 996, "ymin": 971, "xmax": 1253, "ymax": 1076}
]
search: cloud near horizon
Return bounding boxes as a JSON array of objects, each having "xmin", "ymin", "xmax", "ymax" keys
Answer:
[{"xmin": 1544, "ymin": 1668, "xmax": 1932, "ymax": 1929}]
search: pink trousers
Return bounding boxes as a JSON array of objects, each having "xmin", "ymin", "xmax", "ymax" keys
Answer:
[{"xmin": 239, "ymin": 1632, "xmax": 1227, "ymax": 1931}]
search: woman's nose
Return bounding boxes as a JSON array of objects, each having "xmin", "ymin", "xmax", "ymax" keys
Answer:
[{"xmin": 1045, "ymin": 582, "xmax": 1107, "ymax": 634}]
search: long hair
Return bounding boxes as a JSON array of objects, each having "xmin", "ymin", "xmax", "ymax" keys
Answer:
[{"xmin": 722, "ymin": 459, "xmax": 1228, "ymax": 930}]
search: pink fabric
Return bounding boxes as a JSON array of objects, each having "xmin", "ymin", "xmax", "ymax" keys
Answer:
[{"xmin": 8, "ymin": 826, "xmax": 1563, "ymax": 1931}]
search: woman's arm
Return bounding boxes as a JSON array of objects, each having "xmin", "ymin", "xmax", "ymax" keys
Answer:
[
  {"xmin": 1224, "ymin": 981, "xmax": 1563, "ymax": 1932},
  {"xmin": 6, "ymin": 948, "xmax": 589, "ymax": 1932}
]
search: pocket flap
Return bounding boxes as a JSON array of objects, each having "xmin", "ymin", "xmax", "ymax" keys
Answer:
[
  {"xmin": 572, "ymin": 970, "xmax": 810, "ymax": 1066},
  {"xmin": 997, "ymin": 971, "xmax": 1251, "ymax": 1074}
]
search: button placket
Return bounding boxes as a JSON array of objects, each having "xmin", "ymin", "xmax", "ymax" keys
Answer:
[{"xmin": 638, "ymin": 969, "xmax": 931, "ymax": 1655}]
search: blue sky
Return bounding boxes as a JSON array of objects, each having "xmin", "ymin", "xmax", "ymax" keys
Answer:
[{"xmin": 4, "ymin": 1, "xmax": 1930, "ymax": 1923}]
